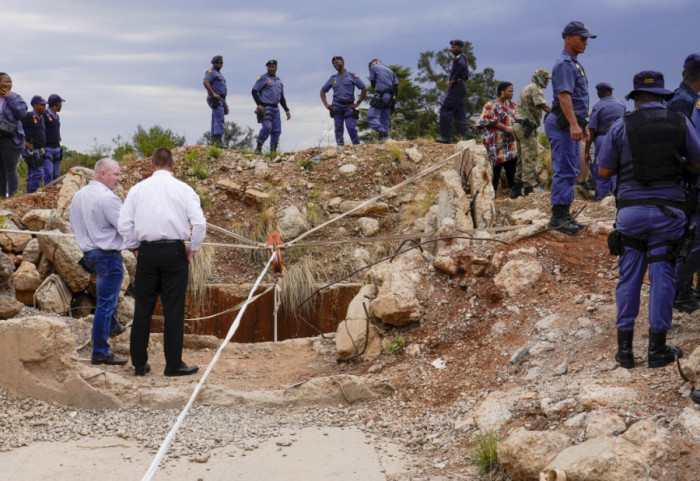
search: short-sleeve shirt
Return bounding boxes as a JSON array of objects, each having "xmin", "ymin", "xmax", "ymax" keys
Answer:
[
  {"xmin": 204, "ymin": 68, "xmax": 227, "ymax": 96},
  {"xmin": 551, "ymin": 50, "xmax": 589, "ymax": 117},
  {"xmin": 321, "ymin": 71, "xmax": 366, "ymax": 103},
  {"xmin": 514, "ymin": 83, "xmax": 547, "ymax": 126},
  {"xmin": 44, "ymin": 109, "xmax": 61, "ymax": 147},
  {"xmin": 21, "ymin": 111, "xmax": 46, "ymax": 148},
  {"xmin": 369, "ymin": 64, "xmax": 398, "ymax": 93},
  {"xmin": 252, "ymin": 73, "xmax": 284, "ymax": 105},
  {"xmin": 667, "ymin": 82, "xmax": 699, "ymax": 119},
  {"xmin": 597, "ymin": 102, "xmax": 700, "ymax": 203}
]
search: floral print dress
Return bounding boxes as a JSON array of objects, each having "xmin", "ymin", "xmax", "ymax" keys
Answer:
[{"xmin": 477, "ymin": 100, "xmax": 517, "ymax": 166}]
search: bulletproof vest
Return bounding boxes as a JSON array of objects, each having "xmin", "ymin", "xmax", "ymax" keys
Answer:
[{"xmin": 618, "ymin": 107, "xmax": 686, "ymax": 187}]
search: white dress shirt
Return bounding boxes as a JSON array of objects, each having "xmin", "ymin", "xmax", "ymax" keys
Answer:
[
  {"xmin": 70, "ymin": 180, "xmax": 125, "ymax": 252},
  {"xmin": 118, "ymin": 170, "xmax": 206, "ymax": 250}
]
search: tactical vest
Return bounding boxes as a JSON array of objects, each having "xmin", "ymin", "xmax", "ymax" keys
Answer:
[{"xmin": 616, "ymin": 107, "xmax": 687, "ymax": 209}]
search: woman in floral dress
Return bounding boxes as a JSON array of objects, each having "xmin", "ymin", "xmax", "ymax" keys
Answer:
[{"xmin": 477, "ymin": 82, "xmax": 518, "ymax": 196}]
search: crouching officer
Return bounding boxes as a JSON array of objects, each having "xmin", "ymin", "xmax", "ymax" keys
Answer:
[
  {"xmin": 320, "ymin": 56, "xmax": 367, "ymax": 146},
  {"xmin": 597, "ymin": 71, "xmax": 700, "ymax": 369},
  {"xmin": 366, "ymin": 59, "xmax": 398, "ymax": 141},
  {"xmin": 252, "ymin": 60, "xmax": 290, "ymax": 155},
  {"xmin": 203, "ymin": 55, "xmax": 228, "ymax": 146},
  {"xmin": 21, "ymin": 96, "xmax": 48, "ymax": 193}
]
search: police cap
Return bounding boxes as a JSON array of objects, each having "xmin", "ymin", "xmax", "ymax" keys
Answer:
[
  {"xmin": 47, "ymin": 94, "xmax": 65, "ymax": 105},
  {"xmin": 30, "ymin": 95, "xmax": 47, "ymax": 106},
  {"xmin": 332, "ymin": 56, "xmax": 344, "ymax": 64},
  {"xmin": 450, "ymin": 39, "xmax": 464, "ymax": 47},
  {"xmin": 266, "ymin": 60, "xmax": 278, "ymax": 67},
  {"xmin": 561, "ymin": 21, "xmax": 597, "ymax": 39},
  {"xmin": 684, "ymin": 53, "xmax": 700, "ymax": 71},
  {"xmin": 625, "ymin": 71, "xmax": 673, "ymax": 101},
  {"xmin": 211, "ymin": 55, "xmax": 223, "ymax": 64}
]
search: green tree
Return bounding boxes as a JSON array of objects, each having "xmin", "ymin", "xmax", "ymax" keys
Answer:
[
  {"xmin": 132, "ymin": 124, "xmax": 185, "ymax": 157},
  {"xmin": 416, "ymin": 42, "xmax": 498, "ymax": 139},
  {"xmin": 198, "ymin": 121, "xmax": 255, "ymax": 151},
  {"xmin": 111, "ymin": 135, "xmax": 136, "ymax": 162}
]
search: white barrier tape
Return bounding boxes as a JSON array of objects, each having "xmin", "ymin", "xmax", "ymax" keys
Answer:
[{"xmin": 141, "ymin": 251, "xmax": 277, "ymax": 481}]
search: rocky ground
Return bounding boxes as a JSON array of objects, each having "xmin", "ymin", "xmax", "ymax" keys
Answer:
[{"xmin": 2, "ymin": 140, "xmax": 700, "ymax": 481}]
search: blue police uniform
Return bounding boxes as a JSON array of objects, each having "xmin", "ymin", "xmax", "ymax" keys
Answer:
[
  {"xmin": 438, "ymin": 52, "xmax": 468, "ymax": 140},
  {"xmin": 44, "ymin": 108, "xmax": 62, "ymax": 184},
  {"xmin": 321, "ymin": 71, "xmax": 366, "ymax": 146},
  {"xmin": 21, "ymin": 109, "xmax": 46, "ymax": 194},
  {"xmin": 667, "ymin": 82, "xmax": 699, "ymax": 118},
  {"xmin": 597, "ymin": 102, "xmax": 700, "ymax": 339},
  {"xmin": 545, "ymin": 50, "xmax": 590, "ymax": 208},
  {"xmin": 588, "ymin": 96, "xmax": 626, "ymax": 200},
  {"xmin": 367, "ymin": 63, "xmax": 398, "ymax": 138},
  {"xmin": 204, "ymin": 66, "xmax": 227, "ymax": 137},
  {"xmin": 252, "ymin": 73, "xmax": 289, "ymax": 150}
]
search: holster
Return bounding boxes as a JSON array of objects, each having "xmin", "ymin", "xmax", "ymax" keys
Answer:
[
  {"xmin": 607, "ymin": 230, "xmax": 624, "ymax": 256},
  {"xmin": 369, "ymin": 96, "xmax": 386, "ymax": 109},
  {"xmin": 23, "ymin": 148, "xmax": 44, "ymax": 169},
  {"xmin": 552, "ymin": 104, "xmax": 588, "ymax": 131},
  {"xmin": 256, "ymin": 109, "xmax": 264, "ymax": 123}
]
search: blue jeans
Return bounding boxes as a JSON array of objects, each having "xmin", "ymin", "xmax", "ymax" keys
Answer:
[
  {"xmin": 615, "ymin": 206, "xmax": 685, "ymax": 332},
  {"xmin": 83, "ymin": 250, "xmax": 124, "ymax": 358},
  {"xmin": 545, "ymin": 113, "xmax": 580, "ymax": 206}
]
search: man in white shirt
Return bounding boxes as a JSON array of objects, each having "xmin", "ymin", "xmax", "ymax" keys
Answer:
[
  {"xmin": 118, "ymin": 147, "xmax": 206, "ymax": 377},
  {"xmin": 70, "ymin": 158, "xmax": 127, "ymax": 365}
]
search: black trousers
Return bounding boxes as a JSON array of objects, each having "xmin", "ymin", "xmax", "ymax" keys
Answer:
[
  {"xmin": 130, "ymin": 241, "xmax": 189, "ymax": 369},
  {"xmin": 493, "ymin": 158, "xmax": 517, "ymax": 195},
  {"xmin": 0, "ymin": 136, "xmax": 22, "ymax": 197}
]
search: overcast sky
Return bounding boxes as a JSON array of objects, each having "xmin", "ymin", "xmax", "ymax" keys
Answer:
[{"xmin": 2, "ymin": 0, "xmax": 697, "ymax": 153}]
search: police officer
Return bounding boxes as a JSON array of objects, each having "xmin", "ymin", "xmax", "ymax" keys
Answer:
[
  {"xmin": 44, "ymin": 94, "xmax": 65, "ymax": 185},
  {"xmin": 545, "ymin": 21, "xmax": 596, "ymax": 235},
  {"xmin": 320, "ymin": 56, "xmax": 367, "ymax": 146},
  {"xmin": 203, "ymin": 55, "xmax": 228, "ymax": 147},
  {"xmin": 21, "ymin": 96, "xmax": 47, "ymax": 194},
  {"xmin": 511, "ymin": 68, "xmax": 551, "ymax": 198},
  {"xmin": 366, "ymin": 59, "xmax": 399, "ymax": 141},
  {"xmin": 667, "ymin": 53, "xmax": 700, "ymax": 118},
  {"xmin": 585, "ymin": 83, "xmax": 626, "ymax": 201},
  {"xmin": 436, "ymin": 40, "xmax": 468, "ymax": 144},
  {"xmin": 688, "ymin": 100, "xmax": 700, "ymax": 404},
  {"xmin": 252, "ymin": 60, "xmax": 290, "ymax": 155},
  {"xmin": 597, "ymin": 71, "xmax": 700, "ymax": 369}
]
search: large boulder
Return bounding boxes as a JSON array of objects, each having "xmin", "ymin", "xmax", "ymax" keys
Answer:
[
  {"xmin": 493, "ymin": 259, "xmax": 543, "ymax": 297},
  {"xmin": 336, "ymin": 285, "xmax": 385, "ymax": 360},
  {"xmin": 21, "ymin": 209, "xmax": 53, "ymax": 231},
  {"xmin": 0, "ymin": 219, "xmax": 32, "ymax": 253},
  {"xmin": 455, "ymin": 143, "xmax": 496, "ymax": 227},
  {"xmin": 440, "ymin": 170, "xmax": 473, "ymax": 230},
  {"xmin": 13, "ymin": 261, "xmax": 42, "ymax": 306},
  {"xmin": 498, "ymin": 428, "xmax": 572, "ymax": 481},
  {"xmin": 22, "ymin": 238, "xmax": 41, "ymax": 265},
  {"xmin": 38, "ymin": 230, "xmax": 90, "ymax": 293},
  {"xmin": 365, "ymin": 248, "xmax": 424, "ymax": 326},
  {"xmin": 277, "ymin": 205, "xmax": 310, "ymax": 240},
  {"xmin": 0, "ymin": 295, "xmax": 22, "ymax": 319},
  {"xmin": 56, "ymin": 167, "xmax": 93, "ymax": 219},
  {"xmin": 0, "ymin": 252, "xmax": 16, "ymax": 297},
  {"xmin": 546, "ymin": 420, "xmax": 675, "ymax": 481},
  {"xmin": 34, "ymin": 274, "xmax": 72, "ymax": 314}
]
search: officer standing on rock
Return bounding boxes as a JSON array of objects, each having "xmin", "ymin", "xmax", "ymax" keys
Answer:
[
  {"xmin": 597, "ymin": 71, "xmax": 700, "ymax": 370},
  {"xmin": 252, "ymin": 60, "xmax": 290, "ymax": 155},
  {"xmin": 435, "ymin": 40, "xmax": 468, "ymax": 144},
  {"xmin": 203, "ymin": 55, "xmax": 228, "ymax": 147},
  {"xmin": 21, "ymin": 96, "xmax": 47, "ymax": 194},
  {"xmin": 545, "ymin": 21, "xmax": 596, "ymax": 235},
  {"xmin": 320, "ymin": 56, "xmax": 367, "ymax": 146}
]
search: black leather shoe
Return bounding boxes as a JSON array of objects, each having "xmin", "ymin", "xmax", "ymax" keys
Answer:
[
  {"xmin": 109, "ymin": 324, "xmax": 126, "ymax": 338},
  {"xmin": 434, "ymin": 137, "xmax": 453, "ymax": 144},
  {"xmin": 523, "ymin": 186, "xmax": 534, "ymax": 197},
  {"xmin": 691, "ymin": 390, "xmax": 700, "ymax": 405},
  {"xmin": 164, "ymin": 362, "xmax": 199, "ymax": 377},
  {"xmin": 134, "ymin": 364, "xmax": 151, "ymax": 376},
  {"xmin": 91, "ymin": 353, "xmax": 128, "ymax": 365}
]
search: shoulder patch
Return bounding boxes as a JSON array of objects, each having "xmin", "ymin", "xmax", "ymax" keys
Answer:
[
  {"xmin": 696, "ymin": 99, "xmax": 700, "ymax": 109},
  {"xmin": 354, "ymin": 73, "xmax": 359, "ymax": 78},
  {"xmin": 207, "ymin": 69, "xmax": 212, "ymax": 73},
  {"xmin": 257, "ymin": 76, "xmax": 261, "ymax": 80},
  {"xmin": 538, "ymin": 88, "xmax": 543, "ymax": 94}
]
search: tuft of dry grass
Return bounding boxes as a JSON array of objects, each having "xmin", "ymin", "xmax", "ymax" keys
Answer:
[
  {"xmin": 278, "ymin": 257, "xmax": 322, "ymax": 321},
  {"xmin": 188, "ymin": 246, "xmax": 213, "ymax": 315},
  {"xmin": 398, "ymin": 183, "xmax": 438, "ymax": 230}
]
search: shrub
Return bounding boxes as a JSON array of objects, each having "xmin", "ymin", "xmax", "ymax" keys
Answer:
[
  {"xmin": 387, "ymin": 332, "xmax": 405, "ymax": 354},
  {"xmin": 132, "ymin": 124, "xmax": 185, "ymax": 157},
  {"xmin": 204, "ymin": 146, "xmax": 222, "ymax": 159},
  {"xmin": 188, "ymin": 161, "xmax": 210, "ymax": 180},
  {"xmin": 472, "ymin": 429, "xmax": 500, "ymax": 475}
]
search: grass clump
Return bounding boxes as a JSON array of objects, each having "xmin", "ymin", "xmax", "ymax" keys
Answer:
[
  {"xmin": 278, "ymin": 257, "xmax": 321, "ymax": 321},
  {"xmin": 189, "ymin": 161, "xmax": 211, "ymax": 180},
  {"xmin": 387, "ymin": 142, "xmax": 405, "ymax": 163},
  {"xmin": 184, "ymin": 150, "xmax": 200, "ymax": 163},
  {"xmin": 187, "ymin": 246, "xmax": 213, "ymax": 316},
  {"xmin": 204, "ymin": 145, "xmax": 223, "ymax": 159},
  {"xmin": 472, "ymin": 429, "xmax": 500, "ymax": 476},
  {"xmin": 387, "ymin": 332, "xmax": 405, "ymax": 354}
]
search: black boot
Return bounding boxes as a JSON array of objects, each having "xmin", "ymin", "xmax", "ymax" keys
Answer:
[
  {"xmin": 509, "ymin": 183, "xmax": 522, "ymax": 199},
  {"xmin": 674, "ymin": 285, "xmax": 700, "ymax": 313},
  {"xmin": 523, "ymin": 186, "xmax": 534, "ymax": 197},
  {"xmin": 691, "ymin": 390, "xmax": 700, "ymax": 405},
  {"xmin": 615, "ymin": 328, "xmax": 634, "ymax": 369},
  {"xmin": 547, "ymin": 205, "xmax": 583, "ymax": 235},
  {"xmin": 270, "ymin": 143, "xmax": 278, "ymax": 155},
  {"xmin": 648, "ymin": 329, "xmax": 683, "ymax": 368},
  {"xmin": 212, "ymin": 134, "xmax": 223, "ymax": 147},
  {"xmin": 564, "ymin": 204, "xmax": 586, "ymax": 230},
  {"xmin": 255, "ymin": 142, "xmax": 263, "ymax": 155},
  {"xmin": 435, "ymin": 137, "xmax": 453, "ymax": 144}
]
